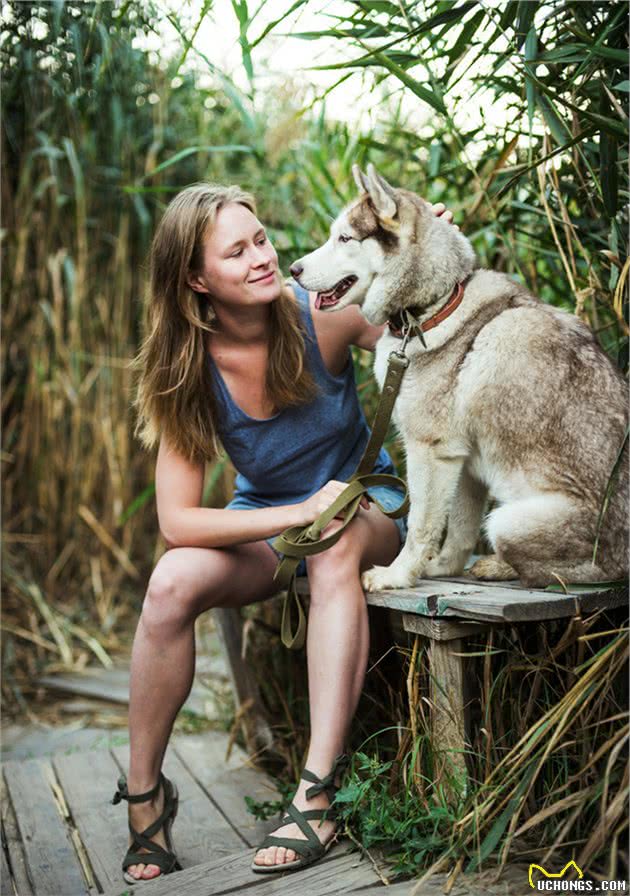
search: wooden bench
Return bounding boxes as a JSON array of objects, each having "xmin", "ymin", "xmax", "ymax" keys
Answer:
[{"xmin": 214, "ymin": 576, "xmax": 628, "ymax": 795}]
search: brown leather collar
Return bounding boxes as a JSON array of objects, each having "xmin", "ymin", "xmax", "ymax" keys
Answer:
[{"xmin": 388, "ymin": 277, "xmax": 469, "ymax": 339}]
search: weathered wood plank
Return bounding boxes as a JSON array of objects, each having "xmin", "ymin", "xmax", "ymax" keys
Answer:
[
  {"xmin": 437, "ymin": 586, "xmax": 628, "ymax": 622},
  {"xmin": 403, "ymin": 615, "xmax": 490, "ymax": 642},
  {"xmin": 111, "ymin": 742, "xmax": 243, "ymax": 870},
  {"xmin": 298, "ymin": 576, "xmax": 627, "ymax": 623},
  {"xmin": 3, "ymin": 758, "xmax": 89, "ymax": 896},
  {"xmin": 53, "ymin": 748, "xmax": 128, "ymax": 892},
  {"xmin": 38, "ymin": 666, "xmax": 213, "ymax": 717},
  {"xmin": 1, "ymin": 834, "xmax": 14, "ymax": 896},
  {"xmin": 213, "ymin": 608, "xmax": 274, "ymax": 752},
  {"xmin": 358, "ymin": 875, "xmax": 519, "ymax": 895},
  {"xmin": 248, "ymin": 848, "xmax": 378, "ymax": 895},
  {"xmin": 100, "ymin": 842, "xmax": 358, "ymax": 896},
  {"xmin": 1, "ymin": 771, "xmax": 33, "ymax": 896},
  {"xmin": 429, "ymin": 638, "xmax": 468, "ymax": 801},
  {"xmin": 173, "ymin": 732, "xmax": 281, "ymax": 848}
]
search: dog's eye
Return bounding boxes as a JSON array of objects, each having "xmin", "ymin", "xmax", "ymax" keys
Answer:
[{"xmin": 339, "ymin": 234, "xmax": 352, "ymax": 243}]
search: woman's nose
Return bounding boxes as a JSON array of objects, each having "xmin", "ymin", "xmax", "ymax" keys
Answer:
[{"xmin": 252, "ymin": 245, "xmax": 271, "ymax": 265}]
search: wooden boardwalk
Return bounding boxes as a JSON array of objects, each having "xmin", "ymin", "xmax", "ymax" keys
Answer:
[{"xmin": 1, "ymin": 730, "xmax": 528, "ymax": 896}]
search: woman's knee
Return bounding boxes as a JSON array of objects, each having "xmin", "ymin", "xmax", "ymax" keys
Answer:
[
  {"xmin": 306, "ymin": 529, "xmax": 362, "ymax": 589},
  {"xmin": 142, "ymin": 551, "xmax": 210, "ymax": 635}
]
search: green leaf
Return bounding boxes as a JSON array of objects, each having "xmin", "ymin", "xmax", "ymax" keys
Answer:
[
  {"xmin": 524, "ymin": 25, "xmax": 537, "ymax": 135},
  {"xmin": 354, "ymin": 0, "xmax": 402, "ymax": 16},
  {"xmin": 446, "ymin": 8, "xmax": 484, "ymax": 73},
  {"xmin": 514, "ymin": 0, "xmax": 537, "ymax": 50},
  {"xmin": 118, "ymin": 483, "xmax": 156, "ymax": 526},
  {"xmin": 420, "ymin": 1, "xmax": 478, "ymax": 34},
  {"xmin": 613, "ymin": 80, "xmax": 630, "ymax": 92},
  {"xmin": 536, "ymin": 93, "xmax": 568, "ymax": 145},
  {"xmin": 466, "ymin": 767, "xmax": 535, "ymax": 871},
  {"xmin": 545, "ymin": 580, "xmax": 627, "ymax": 594},
  {"xmin": 601, "ymin": 128, "xmax": 619, "ymax": 219},
  {"xmin": 250, "ymin": 0, "xmax": 307, "ymax": 48},
  {"xmin": 370, "ymin": 51, "xmax": 447, "ymax": 115},
  {"xmin": 141, "ymin": 144, "xmax": 254, "ymax": 180}
]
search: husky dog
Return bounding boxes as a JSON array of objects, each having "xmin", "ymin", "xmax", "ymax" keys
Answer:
[{"xmin": 290, "ymin": 164, "xmax": 628, "ymax": 591}]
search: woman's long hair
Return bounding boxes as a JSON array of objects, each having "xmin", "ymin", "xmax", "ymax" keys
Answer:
[{"xmin": 134, "ymin": 183, "xmax": 317, "ymax": 462}]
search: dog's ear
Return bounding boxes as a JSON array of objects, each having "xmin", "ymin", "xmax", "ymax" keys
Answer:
[
  {"xmin": 352, "ymin": 164, "xmax": 369, "ymax": 195},
  {"xmin": 365, "ymin": 163, "xmax": 397, "ymax": 220}
]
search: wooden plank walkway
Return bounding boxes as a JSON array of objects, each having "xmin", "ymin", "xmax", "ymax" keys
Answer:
[{"xmin": 1, "ymin": 730, "xmax": 529, "ymax": 896}]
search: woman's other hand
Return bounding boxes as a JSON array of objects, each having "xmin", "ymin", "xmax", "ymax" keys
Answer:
[
  {"xmin": 296, "ymin": 480, "xmax": 369, "ymax": 526},
  {"xmin": 430, "ymin": 202, "xmax": 459, "ymax": 230}
]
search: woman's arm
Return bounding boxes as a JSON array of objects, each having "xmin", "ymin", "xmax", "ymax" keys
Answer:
[{"xmin": 156, "ymin": 437, "xmax": 350, "ymax": 549}]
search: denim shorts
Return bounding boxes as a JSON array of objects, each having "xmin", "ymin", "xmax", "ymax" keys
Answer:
[{"xmin": 264, "ymin": 483, "xmax": 408, "ymax": 578}]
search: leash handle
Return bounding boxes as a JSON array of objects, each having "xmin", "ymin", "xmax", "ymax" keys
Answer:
[{"xmin": 275, "ymin": 473, "xmax": 409, "ymax": 649}]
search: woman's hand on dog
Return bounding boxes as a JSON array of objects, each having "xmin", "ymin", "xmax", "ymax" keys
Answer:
[
  {"xmin": 431, "ymin": 202, "xmax": 459, "ymax": 230},
  {"xmin": 296, "ymin": 479, "xmax": 369, "ymax": 526}
]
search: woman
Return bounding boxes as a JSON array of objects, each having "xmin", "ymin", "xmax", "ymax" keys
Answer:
[{"xmin": 113, "ymin": 182, "xmax": 453, "ymax": 884}]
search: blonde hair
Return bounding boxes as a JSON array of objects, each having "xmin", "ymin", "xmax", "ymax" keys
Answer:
[{"xmin": 134, "ymin": 183, "xmax": 317, "ymax": 462}]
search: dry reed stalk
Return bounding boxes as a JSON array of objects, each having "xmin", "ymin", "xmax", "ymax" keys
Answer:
[{"xmin": 77, "ymin": 505, "xmax": 140, "ymax": 580}]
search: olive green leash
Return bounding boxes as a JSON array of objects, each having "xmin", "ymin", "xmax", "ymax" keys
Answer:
[{"xmin": 273, "ymin": 329, "xmax": 417, "ymax": 650}]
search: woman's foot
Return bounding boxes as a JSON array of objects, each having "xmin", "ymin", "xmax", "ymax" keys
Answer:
[
  {"xmin": 253, "ymin": 777, "xmax": 337, "ymax": 867},
  {"xmin": 125, "ymin": 783, "xmax": 168, "ymax": 880}
]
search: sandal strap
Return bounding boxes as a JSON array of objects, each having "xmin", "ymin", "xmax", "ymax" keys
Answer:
[
  {"xmin": 277, "ymin": 808, "xmax": 329, "ymax": 826},
  {"xmin": 257, "ymin": 803, "xmax": 327, "ymax": 859},
  {"xmin": 112, "ymin": 772, "xmax": 164, "ymax": 805},
  {"xmin": 256, "ymin": 834, "xmax": 322, "ymax": 860},
  {"xmin": 302, "ymin": 754, "xmax": 349, "ymax": 802},
  {"xmin": 128, "ymin": 823, "xmax": 173, "ymax": 859},
  {"xmin": 116, "ymin": 774, "xmax": 181, "ymax": 876},
  {"xmin": 123, "ymin": 848, "xmax": 180, "ymax": 875},
  {"xmin": 128, "ymin": 778, "xmax": 177, "ymax": 843}
]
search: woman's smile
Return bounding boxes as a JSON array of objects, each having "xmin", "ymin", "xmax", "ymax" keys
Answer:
[{"xmin": 249, "ymin": 269, "xmax": 275, "ymax": 284}]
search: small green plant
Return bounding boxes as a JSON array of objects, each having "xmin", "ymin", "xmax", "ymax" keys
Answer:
[
  {"xmin": 333, "ymin": 749, "xmax": 462, "ymax": 877},
  {"xmin": 244, "ymin": 777, "xmax": 293, "ymax": 821}
]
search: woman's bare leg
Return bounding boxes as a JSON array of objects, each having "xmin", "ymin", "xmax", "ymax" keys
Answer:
[
  {"xmin": 126, "ymin": 540, "xmax": 278, "ymax": 880},
  {"xmin": 254, "ymin": 505, "xmax": 400, "ymax": 867}
]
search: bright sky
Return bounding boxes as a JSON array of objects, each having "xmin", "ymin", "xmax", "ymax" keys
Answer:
[
  {"xmin": 135, "ymin": 0, "xmax": 528, "ymax": 144},
  {"xmin": 141, "ymin": 0, "xmax": 451, "ymax": 129}
]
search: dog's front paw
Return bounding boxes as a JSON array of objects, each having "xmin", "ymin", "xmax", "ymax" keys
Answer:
[{"xmin": 362, "ymin": 564, "xmax": 414, "ymax": 592}]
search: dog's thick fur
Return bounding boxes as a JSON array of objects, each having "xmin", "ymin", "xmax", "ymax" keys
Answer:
[{"xmin": 291, "ymin": 164, "xmax": 629, "ymax": 591}]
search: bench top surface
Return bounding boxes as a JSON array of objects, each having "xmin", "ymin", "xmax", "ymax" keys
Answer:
[{"xmin": 296, "ymin": 576, "xmax": 628, "ymax": 623}]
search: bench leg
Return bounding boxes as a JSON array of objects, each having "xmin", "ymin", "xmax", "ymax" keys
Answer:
[
  {"xmin": 428, "ymin": 636, "xmax": 468, "ymax": 802},
  {"xmin": 213, "ymin": 607, "xmax": 273, "ymax": 753}
]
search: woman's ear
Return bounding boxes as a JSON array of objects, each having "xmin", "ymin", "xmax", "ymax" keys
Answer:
[{"xmin": 187, "ymin": 271, "xmax": 207, "ymax": 294}]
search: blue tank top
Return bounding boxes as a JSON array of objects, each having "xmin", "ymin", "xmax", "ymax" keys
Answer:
[{"xmin": 208, "ymin": 283, "xmax": 396, "ymax": 507}]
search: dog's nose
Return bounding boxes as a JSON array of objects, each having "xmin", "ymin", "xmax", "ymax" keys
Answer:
[{"xmin": 289, "ymin": 262, "xmax": 303, "ymax": 280}]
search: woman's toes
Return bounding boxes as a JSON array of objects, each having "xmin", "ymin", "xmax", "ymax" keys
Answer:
[
  {"xmin": 264, "ymin": 847, "xmax": 277, "ymax": 866},
  {"xmin": 133, "ymin": 863, "xmax": 145, "ymax": 879},
  {"xmin": 286, "ymin": 848, "xmax": 296, "ymax": 863},
  {"xmin": 142, "ymin": 864, "xmax": 161, "ymax": 879},
  {"xmin": 275, "ymin": 847, "xmax": 286, "ymax": 864}
]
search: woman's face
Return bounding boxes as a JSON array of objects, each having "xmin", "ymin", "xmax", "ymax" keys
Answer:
[{"xmin": 189, "ymin": 202, "xmax": 280, "ymax": 309}]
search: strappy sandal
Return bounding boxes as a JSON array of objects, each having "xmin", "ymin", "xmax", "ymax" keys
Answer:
[
  {"xmin": 112, "ymin": 772, "xmax": 182, "ymax": 885},
  {"xmin": 251, "ymin": 753, "xmax": 349, "ymax": 874}
]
